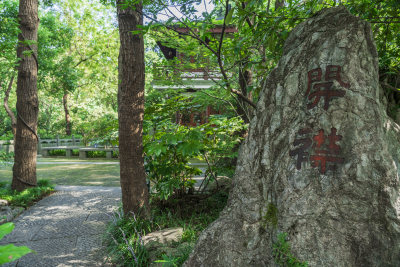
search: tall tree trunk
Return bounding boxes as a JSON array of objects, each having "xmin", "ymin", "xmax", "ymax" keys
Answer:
[
  {"xmin": 63, "ymin": 92, "xmax": 71, "ymax": 136},
  {"xmin": 12, "ymin": 0, "xmax": 39, "ymax": 191},
  {"xmin": 116, "ymin": 0, "xmax": 149, "ymax": 217},
  {"xmin": 238, "ymin": 69, "xmax": 253, "ymax": 124},
  {"xmin": 3, "ymin": 75, "xmax": 17, "ymax": 142},
  {"xmin": 275, "ymin": 0, "xmax": 285, "ymax": 10}
]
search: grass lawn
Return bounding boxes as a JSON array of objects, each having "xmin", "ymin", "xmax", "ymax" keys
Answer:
[{"xmin": 0, "ymin": 157, "xmax": 120, "ymax": 187}]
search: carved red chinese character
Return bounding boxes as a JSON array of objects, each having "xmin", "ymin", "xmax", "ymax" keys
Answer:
[
  {"xmin": 325, "ymin": 65, "xmax": 350, "ymax": 88},
  {"xmin": 306, "ymin": 68, "xmax": 322, "ymax": 95},
  {"xmin": 310, "ymin": 128, "xmax": 344, "ymax": 174},
  {"xmin": 306, "ymin": 65, "xmax": 349, "ymax": 110},
  {"xmin": 289, "ymin": 128, "xmax": 312, "ymax": 170}
]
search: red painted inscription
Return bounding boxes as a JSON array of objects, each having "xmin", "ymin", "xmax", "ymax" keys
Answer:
[
  {"xmin": 289, "ymin": 128, "xmax": 312, "ymax": 170},
  {"xmin": 310, "ymin": 128, "xmax": 344, "ymax": 174},
  {"xmin": 290, "ymin": 127, "xmax": 344, "ymax": 174},
  {"xmin": 306, "ymin": 65, "xmax": 349, "ymax": 110}
]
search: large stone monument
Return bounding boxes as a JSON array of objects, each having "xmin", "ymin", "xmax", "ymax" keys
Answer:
[{"xmin": 185, "ymin": 7, "xmax": 400, "ymax": 266}]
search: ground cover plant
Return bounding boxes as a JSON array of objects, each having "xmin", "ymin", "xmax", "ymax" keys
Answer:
[
  {"xmin": 0, "ymin": 179, "xmax": 54, "ymax": 208},
  {"xmin": 105, "ymin": 189, "xmax": 229, "ymax": 266}
]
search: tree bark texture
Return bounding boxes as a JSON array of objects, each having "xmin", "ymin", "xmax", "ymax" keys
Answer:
[
  {"xmin": 116, "ymin": 0, "xmax": 149, "ymax": 217},
  {"xmin": 63, "ymin": 92, "xmax": 71, "ymax": 136},
  {"xmin": 12, "ymin": 0, "xmax": 39, "ymax": 191},
  {"xmin": 3, "ymin": 75, "xmax": 17, "ymax": 142}
]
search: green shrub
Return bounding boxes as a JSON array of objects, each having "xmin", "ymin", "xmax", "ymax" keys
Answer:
[
  {"xmin": 105, "ymin": 209, "xmax": 151, "ymax": 266},
  {"xmin": 273, "ymin": 232, "xmax": 308, "ymax": 267},
  {"xmin": 106, "ymin": 190, "xmax": 228, "ymax": 266},
  {"xmin": 0, "ymin": 179, "xmax": 55, "ymax": 208},
  {"xmin": 48, "ymin": 149, "xmax": 66, "ymax": 156},
  {"xmin": 87, "ymin": 150, "xmax": 107, "ymax": 158},
  {"xmin": 144, "ymin": 116, "xmax": 246, "ymax": 200},
  {"xmin": 0, "ymin": 151, "xmax": 13, "ymax": 166}
]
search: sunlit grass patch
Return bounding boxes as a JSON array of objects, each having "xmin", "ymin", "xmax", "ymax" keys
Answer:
[{"xmin": 0, "ymin": 163, "xmax": 120, "ymax": 187}]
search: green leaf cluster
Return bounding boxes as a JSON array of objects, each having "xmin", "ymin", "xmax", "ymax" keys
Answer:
[
  {"xmin": 273, "ymin": 232, "xmax": 308, "ymax": 267},
  {"xmin": 144, "ymin": 89, "xmax": 245, "ymax": 200},
  {"xmin": 0, "ymin": 179, "xmax": 54, "ymax": 208},
  {"xmin": 0, "ymin": 223, "xmax": 33, "ymax": 264}
]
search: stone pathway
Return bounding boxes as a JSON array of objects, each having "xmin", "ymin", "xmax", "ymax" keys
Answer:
[{"xmin": 1, "ymin": 186, "xmax": 121, "ymax": 267}]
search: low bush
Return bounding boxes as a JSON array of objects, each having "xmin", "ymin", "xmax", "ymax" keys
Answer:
[
  {"xmin": 87, "ymin": 150, "xmax": 107, "ymax": 158},
  {"xmin": 48, "ymin": 149, "xmax": 66, "ymax": 156},
  {"xmin": 72, "ymin": 149, "xmax": 80, "ymax": 156},
  {"xmin": 144, "ymin": 115, "xmax": 246, "ymax": 201}
]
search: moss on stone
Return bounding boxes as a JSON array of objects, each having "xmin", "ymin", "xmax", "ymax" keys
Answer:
[{"xmin": 262, "ymin": 203, "xmax": 278, "ymax": 228}]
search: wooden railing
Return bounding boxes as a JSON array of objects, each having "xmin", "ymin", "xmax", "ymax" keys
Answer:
[{"xmin": 152, "ymin": 66, "xmax": 222, "ymax": 81}]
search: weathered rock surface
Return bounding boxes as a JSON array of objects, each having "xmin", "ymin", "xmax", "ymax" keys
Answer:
[
  {"xmin": 0, "ymin": 205, "xmax": 24, "ymax": 224},
  {"xmin": 143, "ymin": 227, "xmax": 187, "ymax": 266},
  {"xmin": 185, "ymin": 7, "xmax": 400, "ymax": 267},
  {"xmin": 143, "ymin": 227, "xmax": 183, "ymax": 246},
  {"xmin": 0, "ymin": 199, "xmax": 9, "ymax": 206}
]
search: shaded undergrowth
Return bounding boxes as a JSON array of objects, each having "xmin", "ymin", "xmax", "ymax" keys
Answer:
[{"xmin": 105, "ymin": 190, "xmax": 229, "ymax": 266}]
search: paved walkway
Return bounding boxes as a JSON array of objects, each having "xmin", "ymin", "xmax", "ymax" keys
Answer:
[{"xmin": 1, "ymin": 186, "xmax": 121, "ymax": 267}]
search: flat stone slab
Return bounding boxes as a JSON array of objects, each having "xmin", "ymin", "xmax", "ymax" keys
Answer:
[
  {"xmin": 1, "ymin": 186, "xmax": 121, "ymax": 267},
  {"xmin": 143, "ymin": 227, "xmax": 183, "ymax": 246}
]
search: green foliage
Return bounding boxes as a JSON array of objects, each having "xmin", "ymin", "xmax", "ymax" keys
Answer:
[
  {"xmin": 0, "ymin": 180, "xmax": 54, "ymax": 208},
  {"xmin": 106, "ymin": 209, "xmax": 151, "ymax": 266},
  {"xmin": 200, "ymin": 115, "xmax": 246, "ymax": 181},
  {"xmin": 0, "ymin": 151, "xmax": 13, "ymax": 166},
  {"xmin": 86, "ymin": 150, "xmax": 107, "ymax": 158},
  {"xmin": 181, "ymin": 227, "xmax": 196, "ymax": 243},
  {"xmin": 0, "ymin": 0, "xmax": 19, "ymax": 77},
  {"xmin": 106, "ymin": 190, "xmax": 229, "ymax": 266},
  {"xmin": 48, "ymin": 149, "xmax": 66, "ymax": 156},
  {"xmin": 144, "ymin": 112, "xmax": 245, "ymax": 200},
  {"xmin": 0, "ymin": 223, "xmax": 33, "ymax": 265},
  {"xmin": 155, "ymin": 249, "xmax": 192, "ymax": 267},
  {"xmin": 273, "ymin": 232, "xmax": 308, "ymax": 267},
  {"xmin": 262, "ymin": 203, "xmax": 278, "ymax": 228},
  {"xmin": 144, "ymin": 122, "xmax": 202, "ymax": 200},
  {"xmin": 144, "ymin": 88, "xmax": 245, "ymax": 200}
]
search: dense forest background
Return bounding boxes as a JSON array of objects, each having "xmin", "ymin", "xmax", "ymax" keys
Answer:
[{"xmin": 1, "ymin": 0, "xmax": 398, "ymax": 142}]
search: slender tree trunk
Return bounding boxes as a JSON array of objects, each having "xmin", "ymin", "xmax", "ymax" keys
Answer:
[
  {"xmin": 63, "ymin": 92, "xmax": 71, "ymax": 136},
  {"xmin": 116, "ymin": 0, "xmax": 149, "ymax": 217},
  {"xmin": 275, "ymin": 0, "xmax": 285, "ymax": 10},
  {"xmin": 12, "ymin": 0, "xmax": 39, "ymax": 191},
  {"xmin": 238, "ymin": 69, "xmax": 253, "ymax": 124},
  {"xmin": 3, "ymin": 75, "xmax": 17, "ymax": 142}
]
